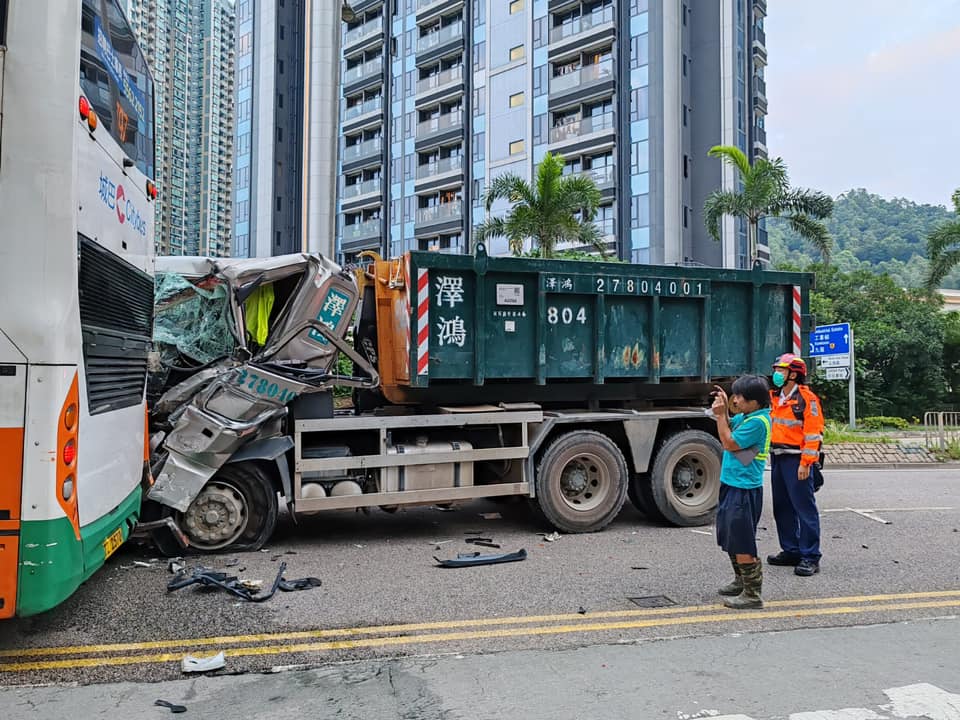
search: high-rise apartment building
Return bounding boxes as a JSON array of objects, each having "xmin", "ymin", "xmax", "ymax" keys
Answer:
[
  {"xmin": 232, "ymin": 0, "xmax": 343, "ymax": 259},
  {"xmin": 128, "ymin": 0, "xmax": 235, "ymax": 256},
  {"xmin": 334, "ymin": 0, "xmax": 768, "ymax": 268}
]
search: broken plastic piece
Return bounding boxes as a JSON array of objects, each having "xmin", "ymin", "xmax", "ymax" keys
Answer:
[
  {"xmin": 278, "ymin": 576, "xmax": 322, "ymax": 592},
  {"xmin": 434, "ymin": 549, "xmax": 527, "ymax": 568},
  {"xmin": 154, "ymin": 699, "xmax": 187, "ymax": 713},
  {"xmin": 542, "ymin": 532, "xmax": 561, "ymax": 542},
  {"xmin": 181, "ymin": 651, "xmax": 226, "ymax": 673}
]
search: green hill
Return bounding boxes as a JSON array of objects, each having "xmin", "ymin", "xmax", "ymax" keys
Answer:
[{"xmin": 768, "ymin": 188, "xmax": 959, "ymax": 288}]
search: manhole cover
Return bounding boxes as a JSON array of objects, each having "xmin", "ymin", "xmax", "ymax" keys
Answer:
[{"xmin": 627, "ymin": 595, "xmax": 676, "ymax": 608}]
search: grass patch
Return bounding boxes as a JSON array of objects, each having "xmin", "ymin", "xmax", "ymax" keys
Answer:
[
  {"xmin": 823, "ymin": 420, "xmax": 895, "ymax": 445},
  {"xmin": 934, "ymin": 440, "xmax": 960, "ymax": 462}
]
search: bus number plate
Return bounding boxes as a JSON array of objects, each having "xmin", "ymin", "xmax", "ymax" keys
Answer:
[{"xmin": 102, "ymin": 528, "xmax": 124, "ymax": 560}]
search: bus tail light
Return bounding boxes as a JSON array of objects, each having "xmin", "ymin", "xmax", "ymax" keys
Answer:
[
  {"xmin": 57, "ymin": 374, "xmax": 81, "ymax": 540},
  {"xmin": 78, "ymin": 95, "xmax": 97, "ymax": 132}
]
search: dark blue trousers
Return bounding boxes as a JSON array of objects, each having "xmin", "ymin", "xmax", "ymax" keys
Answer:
[{"xmin": 771, "ymin": 453, "xmax": 821, "ymax": 562}]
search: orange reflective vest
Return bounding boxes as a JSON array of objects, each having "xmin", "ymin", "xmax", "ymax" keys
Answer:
[{"xmin": 769, "ymin": 385, "xmax": 824, "ymax": 466}]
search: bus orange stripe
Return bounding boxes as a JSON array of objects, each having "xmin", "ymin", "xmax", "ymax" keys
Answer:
[{"xmin": 0, "ymin": 427, "xmax": 24, "ymax": 620}]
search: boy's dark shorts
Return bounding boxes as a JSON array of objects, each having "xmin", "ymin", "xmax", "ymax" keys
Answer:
[{"xmin": 716, "ymin": 484, "xmax": 763, "ymax": 557}]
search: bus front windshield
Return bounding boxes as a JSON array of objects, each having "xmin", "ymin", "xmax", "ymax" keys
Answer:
[{"xmin": 79, "ymin": 0, "xmax": 155, "ymax": 178}]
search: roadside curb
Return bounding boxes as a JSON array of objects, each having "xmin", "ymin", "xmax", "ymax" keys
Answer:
[{"xmin": 825, "ymin": 462, "xmax": 960, "ymax": 470}]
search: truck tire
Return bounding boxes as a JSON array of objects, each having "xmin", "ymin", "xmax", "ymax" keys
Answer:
[
  {"xmin": 627, "ymin": 473, "xmax": 666, "ymax": 521},
  {"xmin": 175, "ymin": 462, "xmax": 279, "ymax": 552},
  {"xmin": 649, "ymin": 430, "xmax": 722, "ymax": 527},
  {"xmin": 534, "ymin": 430, "xmax": 629, "ymax": 533}
]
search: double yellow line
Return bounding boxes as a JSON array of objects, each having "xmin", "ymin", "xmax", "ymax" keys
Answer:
[{"xmin": 3, "ymin": 589, "xmax": 959, "ymax": 673}]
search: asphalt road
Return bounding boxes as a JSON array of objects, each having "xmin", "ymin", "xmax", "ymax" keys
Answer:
[{"xmin": 1, "ymin": 467, "xmax": 958, "ymax": 690}]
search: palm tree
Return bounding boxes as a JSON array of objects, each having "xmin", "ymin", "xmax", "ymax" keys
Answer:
[
  {"xmin": 925, "ymin": 189, "xmax": 960, "ymax": 291},
  {"xmin": 703, "ymin": 145, "xmax": 834, "ymax": 266},
  {"xmin": 474, "ymin": 152, "xmax": 604, "ymax": 259}
]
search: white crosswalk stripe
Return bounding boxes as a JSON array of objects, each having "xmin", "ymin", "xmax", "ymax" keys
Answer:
[{"xmin": 680, "ymin": 684, "xmax": 960, "ymax": 720}]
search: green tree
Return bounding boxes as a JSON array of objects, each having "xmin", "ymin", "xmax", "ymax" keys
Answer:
[
  {"xmin": 924, "ymin": 189, "xmax": 960, "ymax": 290},
  {"xmin": 807, "ymin": 263, "xmax": 946, "ymax": 420},
  {"xmin": 703, "ymin": 146, "xmax": 834, "ymax": 265},
  {"xmin": 474, "ymin": 152, "xmax": 603, "ymax": 259}
]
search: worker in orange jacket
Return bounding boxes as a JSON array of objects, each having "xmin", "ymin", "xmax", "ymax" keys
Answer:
[{"xmin": 766, "ymin": 353, "xmax": 825, "ymax": 576}]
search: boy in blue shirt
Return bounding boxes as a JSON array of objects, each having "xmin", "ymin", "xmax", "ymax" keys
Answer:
[{"xmin": 709, "ymin": 375, "xmax": 772, "ymax": 609}]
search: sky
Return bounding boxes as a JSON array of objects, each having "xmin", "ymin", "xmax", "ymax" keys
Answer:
[{"xmin": 764, "ymin": 0, "xmax": 960, "ymax": 207}]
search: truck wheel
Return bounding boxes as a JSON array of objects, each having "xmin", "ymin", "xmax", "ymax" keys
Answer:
[
  {"xmin": 627, "ymin": 473, "xmax": 666, "ymax": 521},
  {"xmin": 649, "ymin": 430, "xmax": 721, "ymax": 527},
  {"xmin": 534, "ymin": 431, "xmax": 628, "ymax": 533},
  {"xmin": 176, "ymin": 462, "xmax": 278, "ymax": 552}
]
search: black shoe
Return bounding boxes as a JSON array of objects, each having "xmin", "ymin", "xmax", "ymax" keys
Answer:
[
  {"xmin": 795, "ymin": 559, "xmax": 820, "ymax": 576},
  {"xmin": 766, "ymin": 552, "xmax": 801, "ymax": 566}
]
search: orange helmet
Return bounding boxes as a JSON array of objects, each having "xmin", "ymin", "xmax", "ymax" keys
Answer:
[{"xmin": 773, "ymin": 353, "xmax": 807, "ymax": 375}]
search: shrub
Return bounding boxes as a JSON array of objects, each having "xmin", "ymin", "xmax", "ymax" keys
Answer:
[{"xmin": 860, "ymin": 416, "xmax": 910, "ymax": 431}]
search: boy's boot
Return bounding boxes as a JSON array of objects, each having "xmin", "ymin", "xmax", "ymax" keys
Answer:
[
  {"xmin": 718, "ymin": 554, "xmax": 743, "ymax": 596},
  {"xmin": 722, "ymin": 560, "xmax": 763, "ymax": 609}
]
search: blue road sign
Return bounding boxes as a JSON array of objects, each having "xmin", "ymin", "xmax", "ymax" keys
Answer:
[{"xmin": 810, "ymin": 323, "xmax": 850, "ymax": 357}]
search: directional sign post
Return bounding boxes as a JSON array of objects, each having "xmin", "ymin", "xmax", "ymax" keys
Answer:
[{"xmin": 810, "ymin": 322, "xmax": 856, "ymax": 428}]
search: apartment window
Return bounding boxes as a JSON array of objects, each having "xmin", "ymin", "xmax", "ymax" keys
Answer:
[
  {"xmin": 509, "ymin": 139, "xmax": 525, "ymax": 155},
  {"xmin": 278, "ymin": 60, "xmax": 284, "ymax": 74},
  {"xmin": 509, "ymin": 44, "xmax": 525, "ymax": 62},
  {"xmin": 278, "ymin": 93, "xmax": 284, "ymax": 108},
  {"xmin": 683, "ymin": 104, "xmax": 688, "ymax": 126},
  {"xmin": 509, "ymin": 0, "xmax": 523, "ymax": 13},
  {"xmin": 276, "ymin": 231, "xmax": 281, "ymax": 248},
  {"xmin": 238, "ymin": 32, "xmax": 251, "ymax": 53},
  {"xmin": 279, "ymin": 24, "xmax": 285, "ymax": 40},
  {"xmin": 683, "ymin": 206, "xmax": 689, "ymax": 229},
  {"xmin": 276, "ymin": 196, "xmax": 282, "ymax": 211},
  {"xmin": 683, "ymin": 155, "xmax": 689, "ymax": 178},
  {"xmin": 277, "ymin": 127, "xmax": 283, "ymax": 142},
  {"xmin": 509, "ymin": 92, "xmax": 524, "ymax": 108},
  {"xmin": 238, "ymin": 0, "xmax": 251, "ymax": 22}
]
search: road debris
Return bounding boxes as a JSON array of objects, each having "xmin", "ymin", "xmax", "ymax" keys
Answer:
[
  {"xmin": 577, "ymin": 606, "xmax": 587, "ymax": 615},
  {"xmin": 154, "ymin": 699, "xmax": 187, "ymax": 713},
  {"xmin": 167, "ymin": 561, "xmax": 321, "ymax": 602},
  {"xmin": 434, "ymin": 548, "xmax": 527, "ymax": 568},
  {"xmin": 132, "ymin": 560, "xmax": 156, "ymax": 568},
  {"xmin": 479, "ymin": 512, "xmax": 502, "ymax": 520},
  {"xmin": 540, "ymin": 532, "xmax": 561, "ymax": 542},
  {"xmin": 630, "ymin": 566, "xmax": 650, "ymax": 570},
  {"xmin": 181, "ymin": 651, "xmax": 226, "ymax": 673}
]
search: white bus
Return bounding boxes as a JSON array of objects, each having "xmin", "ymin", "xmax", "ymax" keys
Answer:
[{"xmin": 0, "ymin": 0, "xmax": 157, "ymax": 617}]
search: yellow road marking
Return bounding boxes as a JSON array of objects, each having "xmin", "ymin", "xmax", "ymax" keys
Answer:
[
  {"xmin": 2, "ymin": 598, "xmax": 959, "ymax": 673},
  {"xmin": 3, "ymin": 589, "xmax": 960, "ymax": 660}
]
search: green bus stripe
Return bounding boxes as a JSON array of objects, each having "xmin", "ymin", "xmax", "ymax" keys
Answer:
[{"xmin": 17, "ymin": 486, "xmax": 141, "ymax": 617}]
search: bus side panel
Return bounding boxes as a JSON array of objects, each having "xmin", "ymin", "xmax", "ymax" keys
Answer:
[
  {"xmin": 0, "ymin": 362, "xmax": 26, "ymax": 619},
  {"xmin": 17, "ymin": 365, "xmax": 85, "ymax": 616},
  {"xmin": 17, "ymin": 364, "xmax": 143, "ymax": 617}
]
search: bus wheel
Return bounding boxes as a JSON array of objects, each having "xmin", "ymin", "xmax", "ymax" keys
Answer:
[
  {"xmin": 649, "ymin": 430, "xmax": 721, "ymax": 527},
  {"xmin": 533, "ymin": 430, "xmax": 628, "ymax": 533},
  {"xmin": 178, "ymin": 463, "xmax": 278, "ymax": 552}
]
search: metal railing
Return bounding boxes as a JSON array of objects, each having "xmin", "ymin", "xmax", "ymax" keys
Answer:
[
  {"xmin": 341, "ymin": 219, "xmax": 381, "ymax": 242},
  {"xmin": 343, "ymin": 96, "xmax": 382, "ymax": 121},
  {"xmin": 344, "ymin": 18, "xmax": 382, "ymax": 46},
  {"xmin": 582, "ymin": 164, "xmax": 615, "ymax": 187},
  {"xmin": 417, "ymin": 21, "xmax": 463, "ymax": 53},
  {"xmin": 416, "ymin": 111, "xmax": 463, "ymax": 137},
  {"xmin": 342, "ymin": 137, "xmax": 382, "ymax": 163},
  {"xmin": 344, "ymin": 58, "xmax": 382, "ymax": 85},
  {"xmin": 548, "ymin": 112, "xmax": 614, "ymax": 144},
  {"xmin": 417, "ymin": 65, "xmax": 463, "ymax": 94},
  {"xmin": 549, "ymin": 59, "xmax": 613, "ymax": 94},
  {"xmin": 416, "ymin": 200, "xmax": 463, "ymax": 224},
  {"xmin": 342, "ymin": 178, "xmax": 381, "ymax": 199},
  {"xmin": 548, "ymin": 7, "xmax": 614, "ymax": 44},
  {"xmin": 923, "ymin": 412, "xmax": 960, "ymax": 450},
  {"xmin": 416, "ymin": 154, "xmax": 463, "ymax": 179}
]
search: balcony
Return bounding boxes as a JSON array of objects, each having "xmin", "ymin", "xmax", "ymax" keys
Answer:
[
  {"xmin": 342, "ymin": 178, "xmax": 381, "ymax": 200},
  {"xmin": 595, "ymin": 217, "xmax": 615, "ymax": 240},
  {"xmin": 548, "ymin": 8, "xmax": 614, "ymax": 45},
  {"xmin": 753, "ymin": 75, "xmax": 766, "ymax": 97},
  {"xmin": 753, "ymin": 93, "xmax": 768, "ymax": 115},
  {"xmin": 752, "ymin": 29, "xmax": 767, "ymax": 66},
  {"xmin": 342, "ymin": 137, "xmax": 382, "ymax": 163},
  {"xmin": 343, "ymin": 58, "xmax": 382, "ymax": 86},
  {"xmin": 416, "ymin": 65, "xmax": 463, "ymax": 95},
  {"xmin": 753, "ymin": 0, "xmax": 767, "ymax": 17},
  {"xmin": 753, "ymin": 124, "xmax": 767, "ymax": 146},
  {"xmin": 581, "ymin": 164, "xmax": 615, "ymax": 188},
  {"xmin": 416, "ymin": 154, "xmax": 463, "ymax": 179},
  {"xmin": 416, "ymin": 111, "xmax": 463, "ymax": 138},
  {"xmin": 417, "ymin": 21, "xmax": 463, "ymax": 53},
  {"xmin": 548, "ymin": 112, "xmax": 614, "ymax": 144},
  {"xmin": 341, "ymin": 219, "xmax": 381, "ymax": 243},
  {"xmin": 416, "ymin": 200, "xmax": 463, "ymax": 225},
  {"xmin": 549, "ymin": 59, "xmax": 613, "ymax": 95},
  {"xmin": 343, "ymin": 96, "xmax": 383, "ymax": 122},
  {"xmin": 344, "ymin": 18, "xmax": 382, "ymax": 48}
]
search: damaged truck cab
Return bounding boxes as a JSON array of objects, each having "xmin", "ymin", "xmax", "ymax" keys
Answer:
[{"xmin": 144, "ymin": 248, "xmax": 814, "ymax": 554}]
